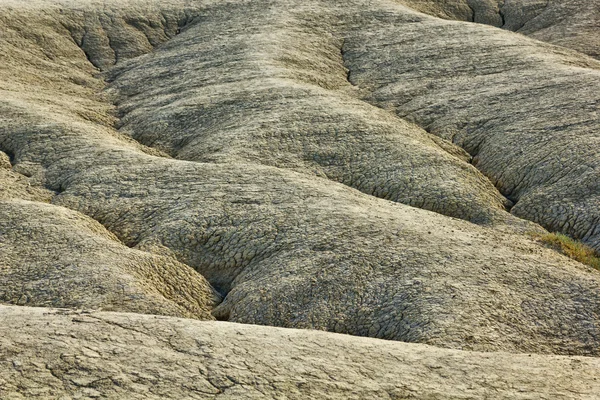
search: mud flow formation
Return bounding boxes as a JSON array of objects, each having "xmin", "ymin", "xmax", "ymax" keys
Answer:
[{"xmin": 0, "ymin": 0, "xmax": 599, "ymax": 398}]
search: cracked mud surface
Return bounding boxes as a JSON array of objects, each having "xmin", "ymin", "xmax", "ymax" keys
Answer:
[
  {"xmin": 2, "ymin": 305, "xmax": 600, "ymax": 399},
  {"xmin": 0, "ymin": 0, "xmax": 599, "ymax": 398},
  {"xmin": 401, "ymin": 0, "xmax": 599, "ymax": 59}
]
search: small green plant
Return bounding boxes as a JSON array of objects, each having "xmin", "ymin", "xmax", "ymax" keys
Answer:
[{"xmin": 535, "ymin": 232, "xmax": 600, "ymax": 270}]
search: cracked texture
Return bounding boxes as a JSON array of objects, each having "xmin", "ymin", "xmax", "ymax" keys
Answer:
[
  {"xmin": 2, "ymin": 305, "xmax": 600, "ymax": 399},
  {"xmin": 0, "ymin": 199, "xmax": 221, "ymax": 318},
  {"xmin": 0, "ymin": 158, "xmax": 221, "ymax": 318},
  {"xmin": 0, "ymin": 2, "xmax": 600, "ymax": 396},
  {"xmin": 106, "ymin": 0, "xmax": 517, "ymax": 226},
  {"xmin": 401, "ymin": 0, "xmax": 600, "ymax": 59},
  {"xmin": 339, "ymin": 4, "xmax": 600, "ymax": 251}
]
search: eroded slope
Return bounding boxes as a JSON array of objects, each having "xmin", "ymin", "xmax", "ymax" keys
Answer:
[
  {"xmin": 0, "ymin": 153, "xmax": 220, "ymax": 318},
  {"xmin": 340, "ymin": 8, "xmax": 600, "ymax": 251},
  {"xmin": 0, "ymin": 199, "xmax": 220, "ymax": 317},
  {"xmin": 103, "ymin": 0, "xmax": 600, "ymax": 252},
  {"xmin": 400, "ymin": 0, "xmax": 600, "ymax": 59},
  {"xmin": 0, "ymin": 0, "xmax": 599, "ymax": 358},
  {"xmin": 107, "ymin": 1, "xmax": 515, "ymax": 226},
  {"xmin": 2, "ymin": 305, "xmax": 600, "ymax": 399}
]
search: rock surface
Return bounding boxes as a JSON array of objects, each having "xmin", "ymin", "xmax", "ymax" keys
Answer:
[
  {"xmin": 0, "ymin": 3, "xmax": 600, "ymax": 355},
  {"xmin": 2, "ymin": 305, "xmax": 600, "ymax": 399},
  {"xmin": 0, "ymin": 0, "xmax": 599, "ymax": 397},
  {"xmin": 341, "ymin": 7, "xmax": 600, "ymax": 251},
  {"xmin": 402, "ymin": 0, "xmax": 600, "ymax": 59},
  {"xmin": 0, "ymin": 199, "xmax": 220, "ymax": 318}
]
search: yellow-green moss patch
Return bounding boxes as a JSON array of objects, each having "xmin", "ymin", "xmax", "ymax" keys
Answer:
[{"xmin": 536, "ymin": 232, "xmax": 600, "ymax": 270}]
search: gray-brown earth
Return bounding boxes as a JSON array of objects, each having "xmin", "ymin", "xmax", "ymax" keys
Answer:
[
  {"xmin": 0, "ymin": 0, "xmax": 599, "ymax": 397},
  {"xmin": 401, "ymin": 0, "xmax": 600, "ymax": 59},
  {"xmin": 3, "ymin": 305, "xmax": 600, "ymax": 399}
]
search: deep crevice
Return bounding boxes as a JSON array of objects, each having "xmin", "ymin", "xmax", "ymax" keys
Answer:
[
  {"xmin": 213, "ymin": 309, "xmax": 230, "ymax": 321},
  {"xmin": 498, "ymin": 0, "xmax": 506, "ymax": 28},
  {"xmin": 340, "ymin": 39, "xmax": 356, "ymax": 87},
  {"xmin": 467, "ymin": 3, "xmax": 476, "ymax": 23},
  {"xmin": 4, "ymin": 149, "xmax": 15, "ymax": 165}
]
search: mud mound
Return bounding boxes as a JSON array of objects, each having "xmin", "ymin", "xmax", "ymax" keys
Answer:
[
  {"xmin": 1, "ymin": 0, "xmax": 599, "ymax": 397},
  {"xmin": 2, "ymin": 305, "xmax": 600, "ymax": 399}
]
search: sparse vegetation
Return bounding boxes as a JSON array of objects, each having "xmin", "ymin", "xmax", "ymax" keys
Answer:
[{"xmin": 536, "ymin": 232, "xmax": 600, "ymax": 270}]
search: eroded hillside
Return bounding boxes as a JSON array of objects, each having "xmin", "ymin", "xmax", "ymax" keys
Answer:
[{"xmin": 0, "ymin": 0, "xmax": 599, "ymax": 398}]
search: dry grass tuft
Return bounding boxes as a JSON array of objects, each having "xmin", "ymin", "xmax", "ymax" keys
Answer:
[{"xmin": 536, "ymin": 232, "xmax": 600, "ymax": 270}]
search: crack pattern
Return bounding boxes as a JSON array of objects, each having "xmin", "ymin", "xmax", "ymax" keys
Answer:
[{"xmin": 1, "ymin": 0, "xmax": 600, "ymax": 358}]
